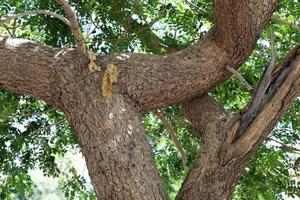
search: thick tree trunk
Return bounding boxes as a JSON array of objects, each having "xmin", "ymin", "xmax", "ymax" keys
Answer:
[
  {"xmin": 62, "ymin": 89, "xmax": 169, "ymax": 199},
  {"xmin": 2, "ymin": 1, "xmax": 300, "ymax": 199}
]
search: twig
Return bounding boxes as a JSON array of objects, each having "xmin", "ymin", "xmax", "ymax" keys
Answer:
[
  {"xmin": 271, "ymin": 15, "xmax": 300, "ymax": 32},
  {"xmin": 154, "ymin": 110, "xmax": 187, "ymax": 166},
  {"xmin": 0, "ymin": 107, "xmax": 56, "ymax": 121},
  {"xmin": 1, "ymin": 24, "xmax": 14, "ymax": 37},
  {"xmin": 0, "ymin": 10, "xmax": 70, "ymax": 27},
  {"xmin": 56, "ymin": 0, "xmax": 85, "ymax": 55},
  {"xmin": 30, "ymin": 119, "xmax": 65, "ymax": 135},
  {"xmin": 269, "ymin": 138, "xmax": 300, "ymax": 153},
  {"xmin": 226, "ymin": 65, "xmax": 253, "ymax": 92}
]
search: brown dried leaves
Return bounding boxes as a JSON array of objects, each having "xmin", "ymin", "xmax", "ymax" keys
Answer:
[
  {"xmin": 88, "ymin": 51, "xmax": 101, "ymax": 72},
  {"xmin": 102, "ymin": 63, "xmax": 118, "ymax": 98}
]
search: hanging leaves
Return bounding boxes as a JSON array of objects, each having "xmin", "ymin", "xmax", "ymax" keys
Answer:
[{"xmin": 102, "ymin": 63, "xmax": 118, "ymax": 98}]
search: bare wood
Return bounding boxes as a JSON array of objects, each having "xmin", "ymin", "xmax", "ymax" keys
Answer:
[
  {"xmin": 56, "ymin": 0, "xmax": 85, "ymax": 55},
  {"xmin": 221, "ymin": 45, "xmax": 300, "ymax": 164},
  {"xmin": 233, "ymin": 27, "xmax": 277, "ymax": 141},
  {"xmin": 0, "ymin": 10, "xmax": 71, "ymax": 27}
]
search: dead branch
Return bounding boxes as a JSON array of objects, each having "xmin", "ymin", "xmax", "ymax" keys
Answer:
[
  {"xmin": 233, "ymin": 27, "xmax": 277, "ymax": 142},
  {"xmin": 269, "ymin": 138, "xmax": 300, "ymax": 153}
]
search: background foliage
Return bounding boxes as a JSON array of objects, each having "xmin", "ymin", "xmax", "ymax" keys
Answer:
[{"xmin": 0, "ymin": 0, "xmax": 299, "ymax": 199}]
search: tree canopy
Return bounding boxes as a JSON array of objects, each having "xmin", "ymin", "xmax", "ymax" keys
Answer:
[{"xmin": 0, "ymin": 0, "xmax": 299, "ymax": 199}]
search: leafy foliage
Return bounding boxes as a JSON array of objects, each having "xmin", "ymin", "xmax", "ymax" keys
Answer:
[{"xmin": 0, "ymin": 0, "xmax": 299, "ymax": 199}]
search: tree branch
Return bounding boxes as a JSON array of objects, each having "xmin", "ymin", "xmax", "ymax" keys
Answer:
[
  {"xmin": 271, "ymin": 15, "xmax": 300, "ymax": 32},
  {"xmin": 0, "ymin": 10, "xmax": 71, "ymax": 27},
  {"xmin": 181, "ymin": 93, "xmax": 228, "ymax": 139},
  {"xmin": 56, "ymin": 0, "xmax": 85, "ymax": 55},
  {"xmin": 233, "ymin": 27, "xmax": 276, "ymax": 141},
  {"xmin": 0, "ymin": 37, "xmax": 78, "ymax": 110},
  {"xmin": 269, "ymin": 138, "xmax": 300, "ymax": 153},
  {"xmin": 112, "ymin": 0, "xmax": 280, "ymax": 111},
  {"xmin": 0, "ymin": 0, "xmax": 280, "ymax": 114},
  {"xmin": 221, "ymin": 45, "xmax": 300, "ymax": 164},
  {"xmin": 226, "ymin": 65, "xmax": 253, "ymax": 92},
  {"xmin": 154, "ymin": 110, "xmax": 187, "ymax": 165}
]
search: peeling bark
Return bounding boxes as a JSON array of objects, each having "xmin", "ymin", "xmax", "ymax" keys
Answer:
[{"xmin": 176, "ymin": 46, "xmax": 300, "ymax": 200}]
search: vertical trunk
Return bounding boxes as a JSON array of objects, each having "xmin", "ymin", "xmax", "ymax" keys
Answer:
[{"xmin": 62, "ymin": 88, "xmax": 169, "ymax": 200}]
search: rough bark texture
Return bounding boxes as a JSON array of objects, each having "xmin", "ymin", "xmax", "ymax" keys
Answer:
[
  {"xmin": 2, "ymin": 0, "xmax": 300, "ymax": 200},
  {"xmin": 176, "ymin": 46, "xmax": 300, "ymax": 200},
  {"xmin": 64, "ymin": 92, "xmax": 169, "ymax": 200}
]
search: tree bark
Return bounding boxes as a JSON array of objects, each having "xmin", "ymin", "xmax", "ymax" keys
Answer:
[
  {"xmin": 176, "ymin": 46, "xmax": 300, "ymax": 200},
  {"xmin": 2, "ymin": 0, "xmax": 300, "ymax": 199},
  {"xmin": 63, "ymin": 91, "xmax": 169, "ymax": 200}
]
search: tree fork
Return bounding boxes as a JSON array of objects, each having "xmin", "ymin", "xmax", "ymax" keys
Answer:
[{"xmin": 176, "ymin": 46, "xmax": 300, "ymax": 200}]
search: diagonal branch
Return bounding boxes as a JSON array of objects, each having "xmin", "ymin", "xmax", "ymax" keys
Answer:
[
  {"xmin": 226, "ymin": 65, "xmax": 253, "ymax": 92},
  {"xmin": 233, "ymin": 27, "xmax": 276, "ymax": 141},
  {"xmin": 154, "ymin": 110, "xmax": 187, "ymax": 165},
  {"xmin": 269, "ymin": 138, "xmax": 300, "ymax": 153},
  {"xmin": 56, "ymin": 0, "xmax": 85, "ymax": 55},
  {"xmin": 221, "ymin": 45, "xmax": 300, "ymax": 164}
]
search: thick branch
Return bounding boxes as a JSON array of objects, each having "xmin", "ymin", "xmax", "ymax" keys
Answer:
[
  {"xmin": 181, "ymin": 93, "xmax": 228, "ymax": 139},
  {"xmin": 212, "ymin": 0, "xmax": 279, "ymax": 65},
  {"xmin": 110, "ymin": 0, "xmax": 279, "ymax": 111},
  {"xmin": 0, "ymin": 0, "xmax": 280, "ymax": 113},
  {"xmin": 0, "ymin": 37, "xmax": 78, "ymax": 109}
]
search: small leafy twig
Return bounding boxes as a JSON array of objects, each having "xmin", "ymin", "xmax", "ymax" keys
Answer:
[
  {"xmin": 0, "ymin": 107, "xmax": 56, "ymax": 121},
  {"xmin": 154, "ymin": 110, "xmax": 187, "ymax": 166}
]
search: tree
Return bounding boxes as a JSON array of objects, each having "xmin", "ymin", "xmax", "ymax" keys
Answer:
[{"xmin": 0, "ymin": 0, "xmax": 299, "ymax": 199}]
